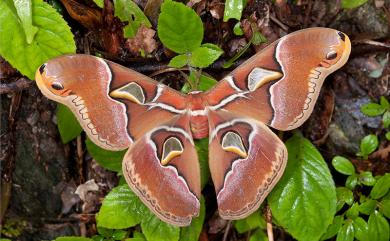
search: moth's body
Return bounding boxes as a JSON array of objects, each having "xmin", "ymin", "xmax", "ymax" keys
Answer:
[{"xmin": 35, "ymin": 28, "xmax": 351, "ymax": 226}]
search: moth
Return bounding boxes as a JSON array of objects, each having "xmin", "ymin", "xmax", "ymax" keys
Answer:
[{"xmin": 35, "ymin": 28, "xmax": 351, "ymax": 226}]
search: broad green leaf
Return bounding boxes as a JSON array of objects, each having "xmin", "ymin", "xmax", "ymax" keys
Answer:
[
  {"xmin": 321, "ymin": 215, "xmax": 344, "ymax": 240},
  {"xmin": 337, "ymin": 187, "xmax": 354, "ymax": 211},
  {"xmin": 223, "ymin": 0, "xmax": 244, "ymax": 21},
  {"xmin": 0, "ymin": 0, "xmax": 76, "ymax": 79},
  {"xmin": 360, "ymin": 103, "xmax": 386, "ymax": 116},
  {"xmin": 268, "ymin": 133, "xmax": 337, "ymax": 241},
  {"xmin": 234, "ymin": 211, "xmax": 266, "ymax": 234},
  {"xmin": 337, "ymin": 221, "xmax": 354, "ymax": 241},
  {"xmin": 357, "ymin": 134, "xmax": 378, "ymax": 158},
  {"xmin": 346, "ymin": 203, "xmax": 359, "ymax": 219},
  {"xmin": 383, "ymin": 111, "xmax": 390, "ymax": 128},
  {"xmin": 386, "ymin": 132, "xmax": 390, "ymax": 141},
  {"xmin": 341, "ymin": 0, "xmax": 369, "ymax": 9},
  {"xmin": 353, "ymin": 217, "xmax": 368, "ymax": 241},
  {"xmin": 195, "ymin": 138, "xmax": 211, "ymax": 189},
  {"xmin": 359, "ymin": 171, "xmax": 376, "ymax": 186},
  {"xmin": 168, "ymin": 54, "xmax": 188, "ymax": 68},
  {"xmin": 370, "ymin": 174, "xmax": 390, "ymax": 199},
  {"xmin": 93, "ymin": 0, "xmax": 104, "ymax": 8},
  {"xmin": 380, "ymin": 96, "xmax": 390, "ymax": 109},
  {"xmin": 141, "ymin": 211, "xmax": 180, "ymax": 241},
  {"xmin": 332, "ymin": 156, "xmax": 355, "ymax": 175},
  {"xmin": 367, "ymin": 211, "xmax": 389, "ymax": 241},
  {"xmin": 85, "ymin": 138, "xmax": 125, "ymax": 172},
  {"xmin": 346, "ymin": 174, "xmax": 358, "ymax": 190},
  {"xmin": 113, "ymin": 0, "xmax": 152, "ymax": 38},
  {"xmin": 13, "ymin": 0, "xmax": 38, "ymax": 44},
  {"xmin": 379, "ymin": 199, "xmax": 390, "ymax": 219},
  {"xmin": 189, "ymin": 44, "xmax": 223, "ymax": 68},
  {"xmin": 97, "ymin": 185, "xmax": 146, "ymax": 229},
  {"xmin": 158, "ymin": 0, "xmax": 203, "ymax": 53},
  {"xmin": 56, "ymin": 104, "xmax": 82, "ymax": 143},
  {"xmin": 97, "ymin": 227, "xmax": 114, "ymax": 238},
  {"xmin": 233, "ymin": 22, "xmax": 244, "ymax": 35},
  {"xmin": 249, "ymin": 229, "xmax": 268, "ymax": 241},
  {"xmin": 359, "ymin": 199, "xmax": 377, "ymax": 215},
  {"xmin": 55, "ymin": 238, "xmax": 93, "ymax": 241},
  {"xmin": 112, "ymin": 230, "xmax": 128, "ymax": 240},
  {"xmin": 179, "ymin": 197, "xmax": 205, "ymax": 241}
]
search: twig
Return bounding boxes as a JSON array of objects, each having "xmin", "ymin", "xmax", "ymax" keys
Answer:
[
  {"xmin": 269, "ymin": 15, "xmax": 289, "ymax": 32},
  {"xmin": 353, "ymin": 39, "xmax": 390, "ymax": 49},
  {"xmin": 222, "ymin": 220, "xmax": 232, "ymax": 241},
  {"xmin": 0, "ymin": 77, "xmax": 32, "ymax": 95},
  {"xmin": 264, "ymin": 205, "xmax": 274, "ymax": 241},
  {"xmin": 76, "ymin": 135, "xmax": 84, "ymax": 184}
]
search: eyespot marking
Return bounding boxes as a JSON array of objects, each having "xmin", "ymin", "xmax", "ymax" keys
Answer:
[
  {"xmin": 247, "ymin": 67, "xmax": 283, "ymax": 91},
  {"xmin": 161, "ymin": 137, "xmax": 184, "ymax": 165},
  {"xmin": 221, "ymin": 131, "xmax": 247, "ymax": 158},
  {"xmin": 51, "ymin": 82, "xmax": 64, "ymax": 90},
  {"xmin": 110, "ymin": 82, "xmax": 146, "ymax": 104},
  {"xmin": 39, "ymin": 63, "xmax": 46, "ymax": 75},
  {"xmin": 326, "ymin": 51, "xmax": 337, "ymax": 60}
]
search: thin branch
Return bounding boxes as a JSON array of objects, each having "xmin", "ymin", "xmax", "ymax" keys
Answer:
[
  {"xmin": 0, "ymin": 77, "xmax": 32, "ymax": 95},
  {"xmin": 222, "ymin": 220, "xmax": 232, "ymax": 241}
]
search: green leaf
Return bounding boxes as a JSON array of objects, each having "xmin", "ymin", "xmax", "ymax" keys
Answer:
[
  {"xmin": 55, "ymin": 238, "xmax": 93, "ymax": 241},
  {"xmin": 97, "ymin": 227, "xmax": 114, "ymax": 238},
  {"xmin": 85, "ymin": 138, "xmax": 125, "ymax": 172},
  {"xmin": 233, "ymin": 22, "xmax": 243, "ymax": 35},
  {"xmin": 93, "ymin": 0, "xmax": 104, "ymax": 8},
  {"xmin": 268, "ymin": 133, "xmax": 337, "ymax": 241},
  {"xmin": 223, "ymin": 0, "xmax": 244, "ymax": 21},
  {"xmin": 359, "ymin": 199, "xmax": 377, "ymax": 215},
  {"xmin": 189, "ymin": 44, "xmax": 223, "ymax": 68},
  {"xmin": 346, "ymin": 174, "xmax": 358, "ymax": 190},
  {"xmin": 0, "ymin": 0, "xmax": 76, "ymax": 79},
  {"xmin": 195, "ymin": 138, "xmax": 211, "ymax": 189},
  {"xmin": 380, "ymin": 96, "xmax": 390, "ymax": 109},
  {"xmin": 321, "ymin": 215, "xmax": 344, "ymax": 240},
  {"xmin": 249, "ymin": 229, "xmax": 268, "ymax": 241},
  {"xmin": 179, "ymin": 196, "xmax": 205, "ymax": 241},
  {"xmin": 252, "ymin": 31, "xmax": 267, "ymax": 45},
  {"xmin": 353, "ymin": 217, "xmax": 369, "ymax": 241},
  {"xmin": 112, "ymin": 230, "xmax": 128, "ymax": 240},
  {"xmin": 379, "ymin": 199, "xmax": 390, "ymax": 219},
  {"xmin": 383, "ymin": 111, "xmax": 390, "ymax": 128},
  {"xmin": 56, "ymin": 104, "xmax": 82, "ymax": 143},
  {"xmin": 337, "ymin": 187, "xmax": 354, "ymax": 211},
  {"xmin": 337, "ymin": 221, "xmax": 354, "ymax": 241},
  {"xmin": 367, "ymin": 211, "xmax": 389, "ymax": 241},
  {"xmin": 181, "ymin": 72, "xmax": 217, "ymax": 94},
  {"xmin": 360, "ymin": 103, "xmax": 386, "ymax": 117},
  {"xmin": 346, "ymin": 203, "xmax": 359, "ymax": 219},
  {"xmin": 158, "ymin": 0, "xmax": 203, "ymax": 54},
  {"xmin": 97, "ymin": 185, "xmax": 146, "ymax": 229},
  {"xmin": 358, "ymin": 134, "xmax": 378, "ymax": 158},
  {"xmin": 113, "ymin": 0, "xmax": 152, "ymax": 38},
  {"xmin": 168, "ymin": 54, "xmax": 188, "ymax": 68},
  {"xmin": 141, "ymin": 211, "xmax": 180, "ymax": 241},
  {"xmin": 332, "ymin": 156, "xmax": 355, "ymax": 175},
  {"xmin": 341, "ymin": 0, "xmax": 369, "ymax": 9},
  {"xmin": 359, "ymin": 171, "xmax": 376, "ymax": 186},
  {"xmin": 13, "ymin": 0, "xmax": 38, "ymax": 44},
  {"xmin": 371, "ymin": 174, "xmax": 390, "ymax": 199},
  {"xmin": 234, "ymin": 211, "xmax": 266, "ymax": 234},
  {"xmin": 386, "ymin": 132, "xmax": 390, "ymax": 141}
]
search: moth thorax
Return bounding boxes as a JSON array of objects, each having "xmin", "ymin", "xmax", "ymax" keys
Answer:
[{"xmin": 190, "ymin": 115, "xmax": 209, "ymax": 139}]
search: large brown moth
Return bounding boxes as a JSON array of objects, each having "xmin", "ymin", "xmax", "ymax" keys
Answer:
[{"xmin": 35, "ymin": 28, "xmax": 351, "ymax": 226}]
